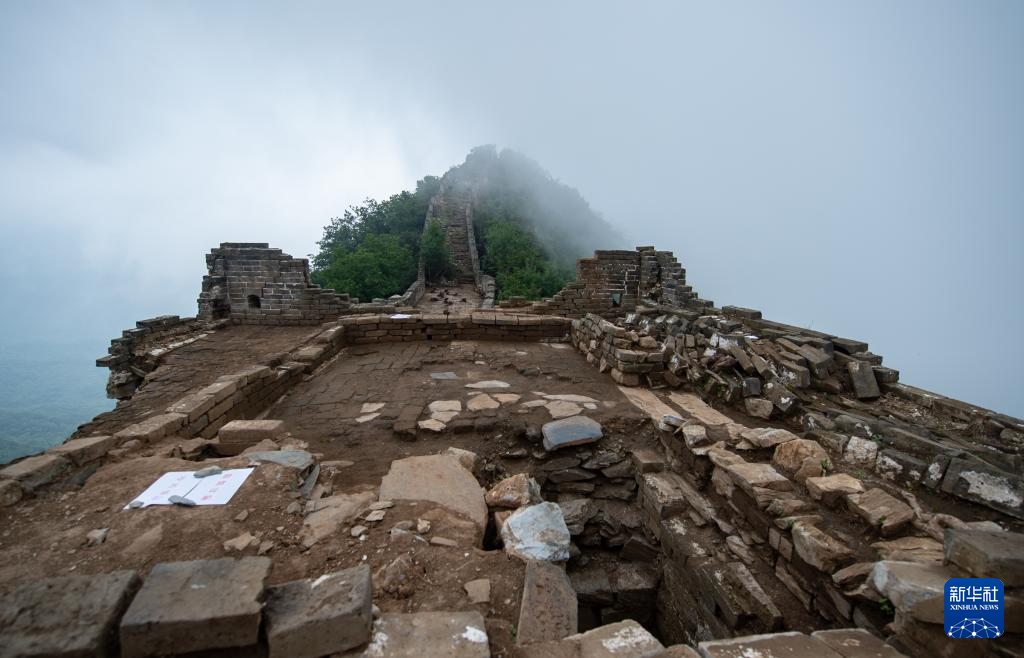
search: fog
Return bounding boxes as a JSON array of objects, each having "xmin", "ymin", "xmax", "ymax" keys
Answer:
[{"xmin": 1, "ymin": 0, "xmax": 1021, "ymax": 451}]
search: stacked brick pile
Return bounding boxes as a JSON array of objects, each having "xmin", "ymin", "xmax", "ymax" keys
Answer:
[
  {"xmin": 625, "ymin": 392, "xmax": 1024, "ymax": 653},
  {"xmin": 571, "ymin": 313, "xmax": 665, "ymax": 386},
  {"xmin": 621, "ymin": 306, "xmax": 1024, "ymax": 520}
]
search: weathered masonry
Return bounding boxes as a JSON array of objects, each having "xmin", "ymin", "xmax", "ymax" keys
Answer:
[
  {"xmin": 4, "ymin": 233, "xmax": 1009, "ymax": 657},
  {"xmin": 197, "ymin": 242, "xmax": 352, "ymax": 325}
]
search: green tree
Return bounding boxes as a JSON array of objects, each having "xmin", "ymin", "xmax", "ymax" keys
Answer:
[
  {"xmin": 480, "ymin": 219, "xmax": 571, "ymax": 300},
  {"xmin": 420, "ymin": 218, "xmax": 453, "ymax": 282},
  {"xmin": 312, "ymin": 234, "xmax": 416, "ymax": 302},
  {"xmin": 310, "ymin": 176, "xmax": 441, "ymax": 299}
]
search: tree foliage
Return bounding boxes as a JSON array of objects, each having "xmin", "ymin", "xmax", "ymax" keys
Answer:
[
  {"xmin": 311, "ymin": 176, "xmax": 440, "ymax": 300},
  {"xmin": 420, "ymin": 218, "xmax": 453, "ymax": 282},
  {"xmin": 313, "ymin": 234, "xmax": 416, "ymax": 302},
  {"xmin": 310, "ymin": 146, "xmax": 623, "ymax": 303},
  {"xmin": 480, "ymin": 219, "xmax": 570, "ymax": 300}
]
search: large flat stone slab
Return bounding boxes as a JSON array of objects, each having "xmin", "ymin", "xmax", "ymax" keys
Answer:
[
  {"xmin": 577, "ymin": 619, "xmax": 666, "ymax": 656},
  {"xmin": 517, "ymin": 561, "xmax": 577, "ymax": 645},
  {"xmin": 119, "ymin": 557, "xmax": 271, "ymax": 657},
  {"xmin": 46, "ymin": 435, "xmax": 115, "ymax": 466},
  {"xmin": 379, "ymin": 455, "xmax": 487, "ymax": 537},
  {"xmin": 0, "ymin": 570, "xmax": 140, "ymax": 658},
  {"xmin": 618, "ymin": 387, "xmax": 678, "ymax": 424},
  {"xmin": 869, "ymin": 560, "xmax": 952, "ymax": 623},
  {"xmin": 300, "ymin": 491, "xmax": 376, "ymax": 548},
  {"xmin": 700, "ymin": 631, "xmax": 845, "ymax": 658},
  {"xmin": 667, "ymin": 392, "xmax": 734, "ymax": 426},
  {"xmin": 542, "ymin": 416, "xmax": 603, "ymax": 451},
  {"xmin": 265, "ymin": 565, "xmax": 372, "ymax": 658},
  {"xmin": 0, "ymin": 453, "xmax": 71, "ymax": 492},
  {"xmin": 346, "ymin": 611, "xmax": 490, "ymax": 657},
  {"xmin": 218, "ymin": 419, "xmax": 285, "ymax": 456},
  {"xmin": 810, "ymin": 628, "xmax": 908, "ymax": 656},
  {"xmin": 941, "ymin": 457, "xmax": 1024, "ymax": 519},
  {"xmin": 846, "ymin": 488, "xmax": 914, "ymax": 536},
  {"xmin": 944, "ymin": 529, "xmax": 1024, "ymax": 586},
  {"xmin": 516, "ymin": 619, "xmax": 665, "ymax": 658}
]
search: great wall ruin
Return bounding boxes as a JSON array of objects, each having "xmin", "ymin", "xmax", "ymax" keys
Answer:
[{"xmin": 1, "ymin": 180, "xmax": 1023, "ymax": 658}]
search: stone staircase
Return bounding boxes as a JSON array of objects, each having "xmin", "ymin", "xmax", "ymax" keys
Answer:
[{"xmin": 430, "ymin": 183, "xmax": 476, "ymax": 284}]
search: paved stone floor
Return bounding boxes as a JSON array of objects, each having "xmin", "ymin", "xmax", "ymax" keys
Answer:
[{"xmin": 269, "ymin": 339, "xmax": 645, "ymax": 489}]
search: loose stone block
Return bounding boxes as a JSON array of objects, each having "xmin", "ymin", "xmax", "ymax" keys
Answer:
[
  {"xmin": 577, "ymin": 619, "xmax": 665, "ymax": 656},
  {"xmin": 542, "ymin": 416, "xmax": 603, "ymax": 451},
  {"xmin": 700, "ymin": 631, "xmax": 845, "ymax": 658},
  {"xmin": 217, "ymin": 419, "xmax": 286, "ymax": 456},
  {"xmin": 869, "ymin": 560, "xmax": 951, "ymax": 624},
  {"xmin": 0, "ymin": 570, "xmax": 140, "ymax": 658},
  {"xmin": 349, "ymin": 611, "xmax": 490, "ymax": 657},
  {"xmin": 119, "ymin": 557, "xmax": 271, "ymax": 657},
  {"xmin": 772, "ymin": 439, "xmax": 828, "ymax": 474},
  {"xmin": 846, "ymin": 488, "xmax": 914, "ymax": 536},
  {"xmin": 810, "ymin": 628, "xmax": 907, "ymax": 656},
  {"xmin": 847, "ymin": 361, "xmax": 880, "ymax": 399},
  {"xmin": 113, "ymin": 413, "xmax": 186, "ymax": 445},
  {"xmin": 517, "ymin": 561, "xmax": 578, "ymax": 645},
  {"xmin": 379, "ymin": 454, "xmax": 487, "ymax": 536},
  {"xmin": 0, "ymin": 453, "xmax": 71, "ymax": 492},
  {"xmin": 791, "ymin": 521, "xmax": 854, "ymax": 572},
  {"xmin": 940, "ymin": 457, "xmax": 1024, "ymax": 519},
  {"xmin": 264, "ymin": 565, "xmax": 372, "ymax": 658},
  {"xmin": 47, "ymin": 435, "xmax": 115, "ymax": 465},
  {"xmin": 740, "ymin": 427, "xmax": 799, "ymax": 448},
  {"xmin": 844, "ymin": 437, "xmax": 879, "ymax": 466},
  {"xmin": 485, "ymin": 473, "xmax": 541, "ymax": 509},
  {"xmin": 501, "ymin": 502, "xmax": 571, "ymax": 561},
  {"xmin": 806, "ymin": 474, "xmax": 865, "ymax": 507},
  {"xmin": 944, "ymin": 528, "xmax": 1024, "ymax": 586},
  {"xmin": 0, "ymin": 479, "xmax": 23, "ymax": 506}
]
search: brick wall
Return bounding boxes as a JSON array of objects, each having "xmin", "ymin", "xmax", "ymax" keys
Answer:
[
  {"xmin": 197, "ymin": 243, "xmax": 351, "ymax": 325},
  {"xmin": 506, "ymin": 246, "xmax": 711, "ymax": 319}
]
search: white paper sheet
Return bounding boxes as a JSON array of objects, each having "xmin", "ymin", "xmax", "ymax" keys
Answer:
[{"xmin": 125, "ymin": 468, "xmax": 254, "ymax": 508}]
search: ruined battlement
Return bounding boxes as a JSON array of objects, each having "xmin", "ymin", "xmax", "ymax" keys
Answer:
[
  {"xmin": 4, "ymin": 234, "xmax": 1024, "ymax": 657},
  {"xmin": 197, "ymin": 242, "xmax": 353, "ymax": 325}
]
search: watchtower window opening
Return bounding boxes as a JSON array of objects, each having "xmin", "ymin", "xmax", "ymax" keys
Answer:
[{"xmin": 247, "ymin": 294, "xmax": 261, "ymax": 309}]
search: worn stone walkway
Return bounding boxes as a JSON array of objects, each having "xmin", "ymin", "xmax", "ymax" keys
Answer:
[{"xmin": 415, "ymin": 283, "xmax": 482, "ymax": 313}]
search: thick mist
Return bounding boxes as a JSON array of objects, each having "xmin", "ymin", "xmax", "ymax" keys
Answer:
[{"xmin": 1, "ymin": 0, "xmax": 1021, "ymax": 461}]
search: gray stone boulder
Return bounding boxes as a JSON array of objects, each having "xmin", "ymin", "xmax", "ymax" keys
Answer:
[
  {"xmin": 542, "ymin": 416, "xmax": 603, "ymax": 451},
  {"xmin": 501, "ymin": 502, "xmax": 571, "ymax": 561}
]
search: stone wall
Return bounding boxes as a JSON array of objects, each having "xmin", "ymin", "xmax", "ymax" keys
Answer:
[
  {"xmin": 337, "ymin": 312, "xmax": 570, "ymax": 345},
  {"xmin": 571, "ymin": 314, "xmax": 666, "ymax": 387},
  {"xmin": 96, "ymin": 315, "xmax": 209, "ymax": 399},
  {"xmin": 197, "ymin": 243, "xmax": 351, "ymax": 325},
  {"xmin": 507, "ymin": 246, "xmax": 712, "ymax": 319}
]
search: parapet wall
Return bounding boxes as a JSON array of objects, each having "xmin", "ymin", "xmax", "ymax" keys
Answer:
[
  {"xmin": 507, "ymin": 246, "xmax": 711, "ymax": 318},
  {"xmin": 197, "ymin": 242, "xmax": 352, "ymax": 325}
]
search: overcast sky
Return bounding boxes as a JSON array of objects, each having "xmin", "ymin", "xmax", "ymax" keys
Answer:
[{"xmin": 1, "ymin": 1, "xmax": 1022, "ymax": 417}]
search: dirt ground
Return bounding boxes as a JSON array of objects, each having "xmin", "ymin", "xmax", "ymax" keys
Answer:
[
  {"xmin": 0, "ymin": 338, "xmax": 651, "ymax": 658},
  {"xmin": 4, "ymin": 328, "xmax": 1009, "ymax": 655}
]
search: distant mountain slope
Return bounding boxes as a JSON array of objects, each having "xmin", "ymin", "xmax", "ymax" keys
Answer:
[{"xmin": 311, "ymin": 146, "xmax": 623, "ymax": 302}]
